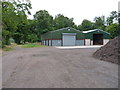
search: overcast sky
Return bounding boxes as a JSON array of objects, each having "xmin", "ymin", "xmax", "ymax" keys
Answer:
[{"xmin": 28, "ymin": 0, "xmax": 119, "ymax": 25}]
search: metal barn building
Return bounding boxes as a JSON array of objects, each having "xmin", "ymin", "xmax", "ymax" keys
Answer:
[
  {"xmin": 83, "ymin": 29, "xmax": 111, "ymax": 46},
  {"xmin": 41, "ymin": 27, "xmax": 84, "ymax": 46},
  {"xmin": 41, "ymin": 27, "xmax": 111, "ymax": 46}
]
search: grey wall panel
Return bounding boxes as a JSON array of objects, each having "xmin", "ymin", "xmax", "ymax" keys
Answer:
[
  {"xmin": 76, "ymin": 40, "xmax": 84, "ymax": 46},
  {"xmin": 52, "ymin": 40, "xmax": 61, "ymax": 46}
]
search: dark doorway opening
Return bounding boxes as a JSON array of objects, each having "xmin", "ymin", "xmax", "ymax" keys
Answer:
[{"xmin": 93, "ymin": 34, "xmax": 103, "ymax": 45}]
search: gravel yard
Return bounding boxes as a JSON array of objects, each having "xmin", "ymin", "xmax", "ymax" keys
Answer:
[{"xmin": 2, "ymin": 47, "xmax": 118, "ymax": 88}]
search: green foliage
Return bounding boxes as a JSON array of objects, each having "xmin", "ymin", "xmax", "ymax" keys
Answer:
[
  {"xmin": 34, "ymin": 10, "xmax": 54, "ymax": 33},
  {"xmin": 10, "ymin": 38, "xmax": 15, "ymax": 43},
  {"xmin": 13, "ymin": 21, "xmax": 29, "ymax": 44},
  {"xmin": 105, "ymin": 23, "xmax": 119, "ymax": 38},
  {"xmin": 2, "ymin": 2, "xmax": 17, "ymax": 46},
  {"xmin": 78, "ymin": 19, "xmax": 94, "ymax": 31},
  {"xmin": 2, "ymin": 1, "xmax": 32, "ymax": 46},
  {"xmin": 27, "ymin": 34, "xmax": 38, "ymax": 43},
  {"xmin": 2, "ymin": 30, "xmax": 11, "ymax": 45},
  {"xmin": 34, "ymin": 10, "xmax": 54, "ymax": 40},
  {"xmin": 106, "ymin": 11, "xmax": 118, "ymax": 38},
  {"xmin": 22, "ymin": 43, "xmax": 46, "ymax": 48},
  {"xmin": 106, "ymin": 11, "xmax": 118, "ymax": 25},
  {"xmin": 93, "ymin": 16, "xmax": 105, "ymax": 29},
  {"xmin": 53, "ymin": 14, "xmax": 75, "ymax": 29}
]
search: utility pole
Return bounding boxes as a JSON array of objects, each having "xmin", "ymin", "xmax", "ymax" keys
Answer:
[{"xmin": 118, "ymin": 1, "xmax": 120, "ymax": 24}]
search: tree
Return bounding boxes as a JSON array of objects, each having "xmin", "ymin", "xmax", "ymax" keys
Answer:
[
  {"xmin": 105, "ymin": 11, "xmax": 119, "ymax": 38},
  {"xmin": 93, "ymin": 16, "xmax": 106, "ymax": 30},
  {"xmin": 13, "ymin": 20, "xmax": 29, "ymax": 44},
  {"xmin": 78, "ymin": 19, "xmax": 94, "ymax": 31},
  {"xmin": 2, "ymin": 0, "xmax": 32, "ymax": 45},
  {"xmin": 2, "ymin": 1, "xmax": 18, "ymax": 45},
  {"xmin": 34, "ymin": 10, "xmax": 53, "ymax": 40},
  {"xmin": 105, "ymin": 23, "xmax": 118, "ymax": 38},
  {"xmin": 12, "ymin": 1, "xmax": 32, "ymax": 44},
  {"xmin": 106, "ymin": 11, "xmax": 118, "ymax": 25},
  {"xmin": 27, "ymin": 34, "xmax": 38, "ymax": 43},
  {"xmin": 27, "ymin": 19, "xmax": 37, "ymax": 34},
  {"xmin": 25, "ymin": 19, "xmax": 38, "ymax": 43},
  {"xmin": 53, "ymin": 14, "xmax": 75, "ymax": 30}
]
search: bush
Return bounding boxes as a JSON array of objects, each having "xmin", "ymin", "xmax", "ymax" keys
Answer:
[
  {"xmin": 27, "ymin": 34, "xmax": 38, "ymax": 43},
  {"xmin": 10, "ymin": 38, "xmax": 15, "ymax": 43}
]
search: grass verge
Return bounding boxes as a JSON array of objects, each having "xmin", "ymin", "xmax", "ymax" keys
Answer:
[
  {"xmin": 2, "ymin": 43, "xmax": 17, "ymax": 51},
  {"xmin": 22, "ymin": 43, "xmax": 46, "ymax": 48},
  {"xmin": 3, "ymin": 46, "xmax": 13, "ymax": 51}
]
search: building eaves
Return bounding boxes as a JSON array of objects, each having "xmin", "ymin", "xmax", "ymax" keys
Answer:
[{"xmin": 82, "ymin": 29, "xmax": 110, "ymax": 34}]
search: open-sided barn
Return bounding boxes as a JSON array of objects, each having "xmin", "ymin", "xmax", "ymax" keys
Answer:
[
  {"xmin": 83, "ymin": 29, "xmax": 111, "ymax": 45},
  {"xmin": 41, "ymin": 27, "xmax": 111, "ymax": 46}
]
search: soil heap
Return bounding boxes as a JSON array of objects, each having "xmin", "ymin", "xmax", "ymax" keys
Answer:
[{"xmin": 93, "ymin": 36, "xmax": 120, "ymax": 64}]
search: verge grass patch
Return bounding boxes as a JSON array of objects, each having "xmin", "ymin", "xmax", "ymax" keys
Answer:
[
  {"xmin": 3, "ymin": 46, "xmax": 13, "ymax": 51},
  {"xmin": 22, "ymin": 43, "xmax": 47, "ymax": 48},
  {"xmin": 2, "ymin": 43, "xmax": 17, "ymax": 51}
]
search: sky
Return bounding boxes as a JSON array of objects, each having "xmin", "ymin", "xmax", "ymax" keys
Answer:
[{"xmin": 28, "ymin": 0, "xmax": 119, "ymax": 25}]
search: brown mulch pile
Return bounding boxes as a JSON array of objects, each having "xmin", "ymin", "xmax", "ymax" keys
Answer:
[{"xmin": 93, "ymin": 36, "xmax": 120, "ymax": 65}]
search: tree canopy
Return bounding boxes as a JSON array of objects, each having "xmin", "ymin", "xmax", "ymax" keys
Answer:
[
  {"xmin": 53, "ymin": 14, "xmax": 75, "ymax": 30},
  {"xmin": 78, "ymin": 19, "xmax": 94, "ymax": 31},
  {"xmin": 2, "ymin": 0, "xmax": 32, "ymax": 46},
  {"xmin": 34, "ymin": 10, "xmax": 54, "ymax": 33}
]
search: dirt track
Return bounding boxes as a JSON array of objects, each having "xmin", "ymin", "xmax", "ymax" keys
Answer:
[{"xmin": 2, "ymin": 47, "xmax": 118, "ymax": 88}]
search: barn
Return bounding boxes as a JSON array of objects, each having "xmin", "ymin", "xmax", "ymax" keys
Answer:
[
  {"xmin": 83, "ymin": 29, "xmax": 111, "ymax": 46},
  {"xmin": 41, "ymin": 27, "xmax": 84, "ymax": 46},
  {"xmin": 41, "ymin": 27, "xmax": 111, "ymax": 46}
]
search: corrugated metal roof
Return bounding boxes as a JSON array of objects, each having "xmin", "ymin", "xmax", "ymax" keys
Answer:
[
  {"xmin": 51, "ymin": 27, "xmax": 82, "ymax": 33},
  {"xmin": 82, "ymin": 29, "xmax": 110, "ymax": 34},
  {"xmin": 82, "ymin": 29, "xmax": 98, "ymax": 33}
]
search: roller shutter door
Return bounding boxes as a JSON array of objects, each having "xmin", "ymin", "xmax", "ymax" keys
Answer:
[{"xmin": 62, "ymin": 33, "xmax": 76, "ymax": 46}]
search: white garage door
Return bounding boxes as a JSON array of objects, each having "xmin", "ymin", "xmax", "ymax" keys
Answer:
[{"xmin": 62, "ymin": 33, "xmax": 76, "ymax": 46}]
